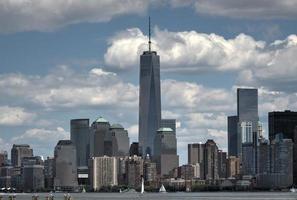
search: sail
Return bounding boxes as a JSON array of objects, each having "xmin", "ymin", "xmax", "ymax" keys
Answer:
[
  {"xmin": 141, "ymin": 178, "xmax": 144, "ymax": 194},
  {"xmin": 159, "ymin": 184, "xmax": 166, "ymax": 193}
]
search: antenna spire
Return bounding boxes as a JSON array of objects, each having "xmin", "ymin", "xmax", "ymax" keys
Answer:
[{"xmin": 149, "ymin": 16, "xmax": 151, "ymax": 52}]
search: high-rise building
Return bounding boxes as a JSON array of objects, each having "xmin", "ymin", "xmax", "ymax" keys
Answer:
[
  {"xmin": 257, "ymin": 139, "xmax": 270, "ymax": 175},
  {"xmin": 22, "ymin": 164, "xmax": 44, "ymax": 192},
  {"xmin": 143, "ymin": 155, "xmax": 157, "ymax": 186},
  {"xmin": 110, "ymin": 124, "xmax": 130, "ymax": 156},
  {"xmin": 70, "ymin": 119, "xmax": 90, "ymax": 167},
  {"xmin": 154, "ymin": 128, "xmax": 179, "ymax": 176},
  {"xmin": 188, "ymin": 143, "xmax": 205, "ymax": 179},
  {"xmin": 227, "ymin": 156, "xmax": 240, "ymax": 178},
  {"xmin": 268, "ymin": 110, "xmax": 297, "ymax": 184},
  {"xmin": 89, "ymin": 156, "xmax": 118, "ymax": 191},
  {"xmin": 138, "ymin": 22, "xmax": 162, "ymax": 156},
  {"xmin": 237, "ymin": 88, "xmax": 259, "ymax": 176},
  {"xmin": 228, "ymin": 116, "xmax": 239, "ymax": 157},
  {"xmin": 90, "ymin": 117, "xmax": 111, "ymax": 157},
  {"xmin": 218, "ymin": 150, "xmax": 227, "ymax": 179},
  {"xmin": 204, "ymin": 140, "xmax": 219, "ymax": 181},
  {"xmin": 126, "ymin": 156, "xmax": 143, "ymax": 188},
  {"xmin": 0, "ymin": 151, "xmax": 8, "ymax": 167},
  {"xmin": 44, "ymin": 157, "xmax": 55, "ymax": 191},
  {"xmin": 160, "ymin": 119, "xmax": 176, "ymax": 134},
  {"xmin": 54, "ymin": 140, "xmax": 78, "ymax": 191},
  {"xmin": 178, "ymin": 164, "xmax": 194, "ymax": 180},
  {"xmin": 11, "ymin": 144, "xmax": 33, "ymax": 167}
]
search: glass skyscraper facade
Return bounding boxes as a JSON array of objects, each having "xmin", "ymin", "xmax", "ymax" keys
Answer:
[{"xmin": 139, "ymin": 50, "xmax": 161, "ymax": 156}]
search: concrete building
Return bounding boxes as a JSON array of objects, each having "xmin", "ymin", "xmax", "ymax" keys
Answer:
[
  {"xmin": 138, "ymin": 31, "xmax": 162, "ymax": 156},
  {"xmin": 257, "ymin": 139, "xmax": 270, "ymax": 175},
  {"xmin": 89, "ymin": 156, "xmax": 118, "ymax": 191},
  {"xmin": 154, "ymin": 128, "xmax": 179, "ymax": 176},
  {"xmin": 126, "ymin": 156, "xmax": 143, "ymax": 188},
  {"xmin": 110, "ymin": 124, "xmax": 130, "ymax": 156},
  {"xmin": 11, "ymin": 144, "xmax": 33, "ymax": 167},
  {"xmin": 269, "ymin": 110, "xmax": 297, "ymax": 184},
  {"xmin": 178, "ymin": 164, "xmax": 194, "ymax": 180},
  {"xmin": 160, "ymin": 119, "xmax": 176, "ymax": 134},
  {"xmin": 228, "ymin": 116, "xmax": 239, "ymax": 157},
  {"xmin": 218, "ymin": 150, "xmax": 227, "ymax": 179},
  {"xmin": 44, "ymin": 157, "xmax": 54, "ymax": 191},
  {"xmin": 70, "ymin": 119, "xmax": 90, "ymax": 168},
  {"xmin": 143, "ymin": 155, "xmax": 157, "ymax": 186},
  {"xmin": 188, "ymin": 143, "xmax": 204, "ymax": 179},
  {"xmin": 22, "ymin": 165, "xmax": 44, "ymax": 192},
  {"xmin": 227, "ymin": 156, "xmax": 240, "ymax": 178},
  {"xmin": 204, "ymin": 140, "xmax": 219, "ymax": 181},
  {"xmin": 54, "ymin": 140, "xmax": 78, "ymax": 191},
  {"xmin": 129, "ymin": 142, "xmax": 140, "ymax": 156},
  {"xmin": 0, "ymin": 151, "xmax": 8, "ymax": 167}
]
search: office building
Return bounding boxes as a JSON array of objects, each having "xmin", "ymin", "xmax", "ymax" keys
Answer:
[
  {"xmin": 154, "ymin": 128, "xmax": 179, "ymax": 176},
  {"xmin": 54, "ymin": 140, "xmax": 78, "ymax": 191},
  {"xmin": 160, "ymin": 119, "xmax": 176, "ymax": 134},
  {"xmin": 44, "ymin": 157, "xmax": 55, "ymax": 190},
  {"xmin": 268, "ymin": 110, "xmax": 297, "ymax": 184},
  {"xmin": 90, "ymin": 117, "xmax": 111, "ymax": 157},
  {"xmin": 204, "ymin": 140, "xmax": 219, "ymax": 181},
  {"xmin": 178, "ymin": 164, "xmax": 194, "ymax": 180},
  {"xmin": 89, "ymin": 156, "xmax": 118, "ymax": 191},
  {"xmin": 110, "ymin": 124, "xmax": 130, "ymax": 156},
  {"xmin": 218, "ymin": 150, "xmax": 227, "ymax": 179},
  {"xmin": 228, "ymin": 116, "xmax": 239, "ymax": 157},
  {"xmin": 257, "ymin": 139, "xmax": 270, "ymax": 175},
  {"xmin": 227, "ymin": 156, "xmax": 240, "ymax": 178},
  {"xmin": 126, "ymin": 156, "xmax": 143, "ymax": 188},
  {"xmin": 11, "ymin": 144, "xmax": 33, "ymax": 167},
  {"xmin": 70, "ymin": 119, "xmax": 90, "ymax": 167},
  {"xmin": 0, "ymin": 151, "xmax": 8, "ymax": 167},
  {"xmin": 22, "ymin": 165, "xmax": 44, "ymax": 192},
  {"xmin": 188, "ymin": 143, "xmax": 205, "ymax": 179},
  {"xmin": 143, "ymin": 155, "xmax": 157, "ymax": 186},
  {"xmin": 129, "ymin": 142, "xmax": 140, "ymax": 156},
  {"xmin": 138, "ymin": 25, "xmax": 162, "ymax": 156}
]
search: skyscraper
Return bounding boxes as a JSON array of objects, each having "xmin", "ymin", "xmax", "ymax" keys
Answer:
[
  {"xmin": 188, "ymin": 143, "xmax": 205, "ymax": 179},
  {"xmin": 218, "ymin": 150, "xmax": 227, "ymax": 179},
  {"xmin": 70, "ymin": 119, "xmax": 90, "ymax": 167},
  {"xmin": 11, "ymin": 144, "xmax": 33, "ymax": 167},
  {"xmin": 154, "ymin": 128, "xmax": 179, "ymax": 176},
  {"xmin": 237, "ymin": 88, "xmax": 259, "ymax": 175},
  {"xmin": 160, "ymin": 119, "xmax": 176, "ymax": 134},
  {"xmin": 139, "ymin": 19, "xmax": 161, "ymax": 156},
  {"xmin": 54, "ymin": 140, "xmax": 78, "ymax": 191},
  {"xmin": 204, "ymin": 140, "xmax": 219, "ymax": 181},
  {"xmin": 110, "ymin": 123, "xmax": 130, "ymax": 156},
  {"xmin": 227, "ymin": 116, "xmax": 239, "ymax": 157}
]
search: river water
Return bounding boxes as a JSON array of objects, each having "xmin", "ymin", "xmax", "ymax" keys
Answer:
[{"xmin": 1, "ymin": 192, "xmax": 296, "ymax": 200}]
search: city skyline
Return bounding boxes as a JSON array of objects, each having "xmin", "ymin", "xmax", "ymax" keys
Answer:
[{"xmin": 1, "ymin": 1, "xmax": 297, "ymax": 165}]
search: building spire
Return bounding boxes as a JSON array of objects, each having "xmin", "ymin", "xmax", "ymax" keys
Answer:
[{"xmin": 149, "ymin": 16, "xmax": 151, "ymax": 52}]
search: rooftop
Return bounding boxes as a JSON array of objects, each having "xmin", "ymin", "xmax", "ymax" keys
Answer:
[
  {"xmin": 110, "ymin": 123, "xmax": 124, "ymax": 129},
  {"xmin": 94, "ymin": 116, "xmax": 109, "ymax": 123},
  {"xmin": 157, "ymin": 127, "xmax": 173, "ymax": 132}
]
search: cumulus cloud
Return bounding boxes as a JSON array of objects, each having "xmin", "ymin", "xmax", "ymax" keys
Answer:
[
  {"xmin": 192, "ymin": 0, "xmax": 297, "ymax": 19},
  {"xmin": 0, "ymin": 106, "xmax": 36, "ymax": 126},
  {"xmin": 0, "ymin": 0, "xmax": 149, "ymax": 33}
]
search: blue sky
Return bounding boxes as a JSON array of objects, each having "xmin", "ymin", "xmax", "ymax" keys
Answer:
[{"xmin": 1, "ymin": 0, "xmax": 297, "ymax": 164}]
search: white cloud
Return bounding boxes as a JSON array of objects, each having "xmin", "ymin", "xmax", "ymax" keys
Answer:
[
  {"xmin": 0, "ymin": 0, "xmax": 149, "ymax": 33},
  {"xmin": 0, "ymin": 106, "xmax": 36, "ymax": 126},
  {"xmin": 193, "ymin": 0, "xmax": 297, "ymax": 19}
]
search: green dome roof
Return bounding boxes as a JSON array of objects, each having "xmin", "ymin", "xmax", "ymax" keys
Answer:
[
  {"xmin": 110, "ymin": 123, "xmax": 124, "ymax": 129},
  {"xmin": 95, "ymin": 116, "xmax": 109, "ymax": 123},
  {"xmin": 157, "ymin": 127, "xmax": 173, "ymax": 132}
]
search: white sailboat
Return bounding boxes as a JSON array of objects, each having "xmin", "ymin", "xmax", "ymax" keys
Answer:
[
  {"xmin": 159, "ymin": 184, "xmax": 166, "ymax": 193},
  {"xmin": 141, "ymin": 177, "xmax": 145, "ymax": 194},
  {"xmin": 290, "ymin": 187, "xmax": 297, "ymax": 193}
]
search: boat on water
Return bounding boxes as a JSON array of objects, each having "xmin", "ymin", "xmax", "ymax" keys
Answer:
[
  {"xmin": 141, "ymin": 177, "xmax": 145, "ymax": 194},
  {"xmin": 290, "ymin": 187, "xmax": 297, "ymax": 193},
  {"xmin": 159, "ymin": 184, "xmax": 166, "ymax": 193}
]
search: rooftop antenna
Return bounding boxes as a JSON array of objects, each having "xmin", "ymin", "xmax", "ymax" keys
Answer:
[{"xmin": 149, "ymin": 16, "xmax": 151, "ymax": 52}]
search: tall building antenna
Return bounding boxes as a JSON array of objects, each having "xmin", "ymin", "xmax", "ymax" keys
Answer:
[{"xmin": 149, "ymin": 16, "xmax": 151, "ymax": 52}]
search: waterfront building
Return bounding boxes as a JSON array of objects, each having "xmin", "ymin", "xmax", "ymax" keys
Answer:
[
  {"xmin": 178, "ymin": 164, "xmax": 194, "ymax": 180},
  {"xmin": 44, "ymin": 157, "xmax": 54, "ymax": 191},
  {"xmin": 22, "ymin": 164, "xmax": 44, "ymax": 192},
  {"xmin": 126, "ymin": 156, "xmax": 143, "ymax": 188},
  {"xmin": 227, "ymin": 156, "xmax": 240, "ymax": 178},
  {"xmin": 70, "ymin": 119, "xmax": 90, "ymax": 167},
  {"xmin": 228, "ymin": 116, "xmax": 239, "ymax": 157},
  {"xmin": 257, "ymin": 139, "xmax": 270, "ymax": 175},
  {"xmin": 218, "ymin": 150, "xmax": 227, "ymax": 179},
  {"xmin": 138, "ymin": 20, "xmax": 162, "ymax": 156},
  {"xmin": 188, "ymin": 143, "xmax": 204, "ymax": 179},
  {"xmin": 54, "ymin": 140, "xmax": 78, "ymax": 191},
  {"xmin": 204, "ymin": 140, "xmax": 219, "ymax": 181},
  {"xmin": 89, "ymin": 156, "xmax": 118, "ymax": 191},
  {"xmin": 154, "ymin": 128, "xmax": 179, "ymax": 176},
  {"xmin": 0, "ymin": 165, "xmax": 13, "ymax": 188},
  {"xmin": 11, "ymin": 144, "xmax": 33, "ymax": 167},
  {"xmin": 269, "ymin": 110, "xmax": 297, "ymax": 184},
  {"xmin": 143, "ymin": 155, "xmax": 157, "ymax": 186},
  {"xmin": 0, "ymin": 151, "xmax": 8, "ymax": 167}
]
